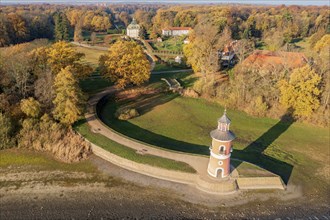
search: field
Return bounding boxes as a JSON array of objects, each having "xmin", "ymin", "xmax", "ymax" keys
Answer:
[{"xmin": 98, "ymin": 82, "xmax": 329, "ymax": 198}]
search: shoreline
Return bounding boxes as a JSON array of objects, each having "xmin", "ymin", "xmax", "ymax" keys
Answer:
[{"xmin": 1, "ymin": 155, "xmax": 329, "ymax": 219}]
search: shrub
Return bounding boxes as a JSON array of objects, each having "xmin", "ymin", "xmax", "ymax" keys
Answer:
[
  {"xmin": 245, "ymin": 96, "xmax": 268, "ymax": 117},
  {"xmin": 18, "ymin": 114, "xmax": 91, "ymax": 162},
  {"xmin": 115, "ymin": 108, "xmax": 139, "ymax": 120}
]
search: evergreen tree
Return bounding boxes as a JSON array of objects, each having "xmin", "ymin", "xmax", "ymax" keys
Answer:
[
  {"xmin": 54, "ymin": 13, "xmax": 63, "ymax": 41},
  {"xmin": 54, "ymin": 12, "xmax": 70, "ymax": 41}
]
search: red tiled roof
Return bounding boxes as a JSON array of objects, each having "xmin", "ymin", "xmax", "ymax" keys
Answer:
[
  {"xmin": 163, "ymin": 27, "xmax": 192, "ymax": 31},
  {"xmin": 242, "ymin": 50, "xmax": 307, "ymax": 70}
]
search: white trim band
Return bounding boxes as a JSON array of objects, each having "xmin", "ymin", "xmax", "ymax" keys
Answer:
[{"xmin": 210, "ymin": 151, "xmax": 231, "ymax": 160}]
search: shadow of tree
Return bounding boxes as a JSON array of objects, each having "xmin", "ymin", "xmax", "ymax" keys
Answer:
[
  {"xmin": 97, "ymin": 94, "xmax": 209, "ymax": 155},
  {"xmin": 233, "ymin": 112, "xmax": 295, "ymax": 184}
]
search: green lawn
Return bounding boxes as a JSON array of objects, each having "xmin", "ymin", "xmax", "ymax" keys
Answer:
[
  {"xmin": 79, "ymin": 76, "xmax": 112, "ymax": 94},
  {"xmin": 98, "ymin": 94, "xmax": 329, "ymax": 190},
  {"xmin": 0, "ymin": 149, "xmax": 123, "ymax": 188},
  {"xmin": 73, "ymin": 119, "xmax": 196, "ymax": 173},
  {"xmin": 153, "ymin": 63, "xmax": 188, "ymax": 72},
  {"xmin": 151, "ymin": 36, "xmax": 185, "ymax": 52},
  {"xmin": 73, "ymin": 45, "xmax": 107, "ymax": 67},
  {"xmin": 0, "ymin": 149, "xmax": 97, "ymax": 173}
]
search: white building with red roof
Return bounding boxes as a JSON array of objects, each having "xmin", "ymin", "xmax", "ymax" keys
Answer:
[{"xmin": 162, "ymin": 27, "xmax": 192, "ymax": 37}]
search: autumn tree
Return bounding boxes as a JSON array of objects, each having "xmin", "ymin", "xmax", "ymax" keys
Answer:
[
  {"xmin": 0, "ymin": 15, "xmax": 10, "ymax": 46},
  {"xmin": 91, "ymin": 15, "xmax": 111, "ymax": 32},
  {"xmin": 119, "ymin": 12, "xmax": 130, "ymax": 27},
  {"xmin": 7, "ymin": 13, "xmax": 29, "ymax": 44},
  {"xmin": 235, "ymin": 39, "xmax": 255, "ymax": 63},
  {"xmin": 20, "ymin": 97, "xmax": 41, "ymax": 118},
  {"xmin": 99, "ymin": 40, "xmax": 150, "ymax": 88},
  {"xmin": 46, "ymin": 41, "xmax": 92, "ymax": 77},
  {"xmin": 139, "ymin": 26, "xmax": 147, "ymax": 39},
  {"xmin": 0, "ymin": 112, "xmax": 13, "ymax": 149},
  {"xmin": 52, "ymin": 67, "xmax": 86, "ymax": 126},
  {"xmin": 279, "ymin": 65, "xmax": 321, "ymax": 117},
  {"xmin": 90, "ymin": 32, "xmax": 97, "ymax": 45},
  {"xmin": 184, "ymin": 22, "xmax": 231, "ymax": 75},
  {"xmin": 74, "ymin": 20, "xmax": 83, "ymax": 43}
]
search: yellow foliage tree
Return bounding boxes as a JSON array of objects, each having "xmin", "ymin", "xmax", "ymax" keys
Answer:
[
  {"xmin": 46, "ymin": 41, "xmax": 93, "ymax": 78},
  {"xmin": 52, "ymin": 67, "xmax": 86, "ymax": 126},
  {"xmin": 20, "ymin": 97, "xmax": 41, "ymax": 118},
  {"xmin": 313, "ymin": 34, "xmax": 330, "ymax": 53},
  {"xmin": 279, "ymin": 65, "xmax": 321, "ymax": 117},
  {"xmin": 99, "ymin": 40, "xmax": 150, "ymax": 88}
]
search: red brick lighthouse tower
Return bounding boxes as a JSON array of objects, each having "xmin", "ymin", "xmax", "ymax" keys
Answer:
[{"xmin": 207, "ymin": 110, "xmax": 236, "ymax": 178}]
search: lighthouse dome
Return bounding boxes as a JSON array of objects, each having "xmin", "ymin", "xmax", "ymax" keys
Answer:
[{"xmin": 210, "ymin": 110, "xmax": 236, "ymax": 141}]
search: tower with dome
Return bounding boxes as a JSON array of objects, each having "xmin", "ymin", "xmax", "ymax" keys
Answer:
[
  {"xmin": 207, "ymin": 110, "xmax": 236, "ymax": 178},
  {"xmin": 126, "ymin": 18, "xmax": 140, "ymax": 38}
]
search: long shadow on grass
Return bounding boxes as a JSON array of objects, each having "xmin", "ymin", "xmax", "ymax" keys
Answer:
[
  {"xmin": 97, "ymin": 94, "xmax": 209, "ymax": 155},
  {"xmin": 233, "ymin": 112, "xmax": 294, "ymax": 184}
]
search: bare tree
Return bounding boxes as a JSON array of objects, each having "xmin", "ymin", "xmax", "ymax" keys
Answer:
[{"xmin": 235, "ymin": 39, "xmax": 255, "ymax": 63}]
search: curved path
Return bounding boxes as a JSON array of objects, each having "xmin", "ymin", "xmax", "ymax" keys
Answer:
[
  {"xmin": 85, "ymin": 87, "xmax": 240, "ymax": 189},
  {"xmin": 84, "ymin": 87, "xmax": 286, "ymax": 192},
  {"xmin": 86, "ymin": 86, "xmax": 209, "ymax": 176}
]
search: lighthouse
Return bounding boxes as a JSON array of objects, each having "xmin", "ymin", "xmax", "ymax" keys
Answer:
[{"xmin": 207, "ymin": 110, "xmax": 235, "ymax": 178}]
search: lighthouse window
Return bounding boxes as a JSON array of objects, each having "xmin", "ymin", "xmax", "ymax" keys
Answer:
[
  {"xmin": 219, "ymin": 145, "xmax": 226, "ymax": 154},
  {"xmin": 218, "ymin": 161, "xmax": 223, "ymax": 165}
]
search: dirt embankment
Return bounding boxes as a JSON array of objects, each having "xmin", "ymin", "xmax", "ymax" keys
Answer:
[{"xmin": 1, "ymin": 155, "xmax": 329, "ymax": 219}]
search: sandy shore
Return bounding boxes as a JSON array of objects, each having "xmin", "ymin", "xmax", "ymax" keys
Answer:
[{"xmin": 1, "ymin": 155, "xmax": 329, "ymax": 219}]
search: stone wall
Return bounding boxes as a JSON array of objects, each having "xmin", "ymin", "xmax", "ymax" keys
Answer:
[
  {"xmin": 91, "ymin": 142, "xmax": 198, "ymax": 185},
  {"xmin": 237, "ymin": 177, "xmax": 285, "ymax": 190},
  {"xmin": 91, "ymin": 142, "xmax": 239, "ymax": 194}
]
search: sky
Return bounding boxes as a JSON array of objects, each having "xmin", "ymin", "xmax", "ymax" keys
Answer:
[{"xmin": 0, "ymin": 0, "xmax": 329, "ymax": 6}]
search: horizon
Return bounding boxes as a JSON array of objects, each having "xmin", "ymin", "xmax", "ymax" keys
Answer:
[{"xmin": 1, "ymin": 0, "xmax": 329, "ymax": 6}]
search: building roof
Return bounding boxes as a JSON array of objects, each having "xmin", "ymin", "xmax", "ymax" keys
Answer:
[
  {"xmin": 210, "ymin": 129, "xmax": 236, "ymax": 142},
  {"xmin": 241, "ymin": 50, "xmax": 307, "ymax": 70},
  {"xmin": 218, "ymin": 111, "xmax": 231, "ymax": 124},
  {"xmin": 127, "ymin": 18, "xmax": 140, "ymax": 30},
  {"xmin": 210, "ymin": 110, "xmax": 235, "ymax": 141},
  {"xmin": 163, "ymin": 27, "xmax": 192, "ymax": 31}
]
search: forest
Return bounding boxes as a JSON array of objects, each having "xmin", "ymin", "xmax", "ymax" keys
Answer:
[{"xmin": 0, "ymin": 3, "xmax": 329, "ymax": 161}]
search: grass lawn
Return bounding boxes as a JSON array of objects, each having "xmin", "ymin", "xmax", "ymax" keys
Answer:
[
  {"xmin": 151, "ymin": 36, "xmax": 185, "ymax": 52},
  {"xmin": 79, "ymin": 76, "xmax": 113, "ymax": 94},
  {"xmin": 73, "ymin": 119, "xmax": 196, "ymax": 173},
  {"xmin": 0, "ymin": 148, "xmax": 97, "ymax": 173},
  {"xmin": 231, "ymin": 159, "xmax": 276, "ymax": 177},
  {"xmin": 153, "ymin": 63, "xmax": 188, "ymax": 72},
  {"xmin": 98, "ymin": 93, "xmax": 329, "ymax": 192},
  {"xmin": 73, "ymin": 46, "xmax": 107, "ymax": 67},
  {"xmin": 0, "ymin": 148, "xmax": 124, "ymax": 188}
]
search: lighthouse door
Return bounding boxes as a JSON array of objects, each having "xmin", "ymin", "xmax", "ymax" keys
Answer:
[{"xmin": 216, "ymin": 168, "xmax": 224, "ymax": 178}]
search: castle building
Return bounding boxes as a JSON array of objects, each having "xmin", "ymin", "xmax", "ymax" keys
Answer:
[
  {"xmin": 207, "ymin": 110, "xmax": 236, "ymax": 178},
  {"xmin": 126, "ymin": 18, "xmax": 140, "ymax": 38}
]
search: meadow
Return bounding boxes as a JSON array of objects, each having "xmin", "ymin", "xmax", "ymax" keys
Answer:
[{"xmin": 97, "ymin": 73, "xmax": 329, "ymax": 196}]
